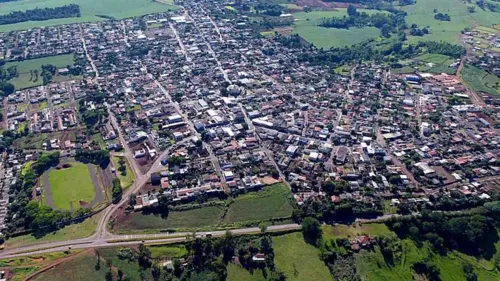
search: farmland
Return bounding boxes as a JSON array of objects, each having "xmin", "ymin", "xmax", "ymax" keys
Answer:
[
  {"xmin": 461, "ymin": 64, "xmax": 500, "ymax": 95},
  {"xmin": 114, "ymin": 183, "xmax": 294, "ymax": 233},
  {"xmin": 273, "ymin": 232, "xmax": 332, "ymax": 281},
  {"xmin": 5, "ymin": 54, "xmax": 77, "ymax": 89},
  {"xmin": 0, "ymin": 0, "xmax": 178, "ymax": 32},
  {"xmin": 46, "ymin": 161, "xmax": 97, "ymax": 210},
  {"xmin": 291, "ymin": 10, "xmax": 384, "ymax": 48}
]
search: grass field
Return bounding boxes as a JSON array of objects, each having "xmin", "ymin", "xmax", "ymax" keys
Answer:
[
  {"xmin": 356, "ymin": 238, "xmax": 500, "ymax": 281},
  {"xmin": 116, "ymin": 206, "xmax": 226, "ymax": 232},
  {"xmin": 6, "ymin": 54, "xmax": 76, "ymax": 89},
  {"xmin": 47, "ymin": 162, "xmax": 96, "ymax": 210},
  {"xmin": 402, "ymin": 0, "xmax": 473, "ymax": 44},
  {"xmin": 223, "ymin": 183, "xmax": 293, "ymax": 223},
  {"xmin": 292, "ymin": 10, "xmax": 384, "ymax": 48},
  {"xmin": 227, "ymin": 263, "xmax": 268, "ymax": 281},
  {"xmin": 273, "ymin": 232, "xmax": 332, "ymax": 281},
  {"xmin": 461, "ymin": 64, "xmax": 500, "ymax": 95},
  {"xmin": 413, "ymin": 54, "xmax": 458, "ymax": 74},
  {"xmin": 322, "ymin": 223, "xmax": 391, "ymax": 242},
  {"xmin": 111, "ymin": 156, "xmax": 134, "ymax": 189},
  {"xmin": 31, "ymin": 252, "xmax": 109, "ymax": 281},
  {"xmin": 147, "ymin": 244, "xmax": 188, "ymax": 259},
  {"xmin": 98, "ymin": 248, "xmax": 151, "ymax": 281},
  {"xmin": 5, "ymin": 213, "xmax": 100, "ymax": 248},
  {"xmin": 115, "ymin": 183, "xmax": 294, "ymax": 233},
  {"xmin": 0, "ymin": 0, "xmax": 178, "ymax": 32}
]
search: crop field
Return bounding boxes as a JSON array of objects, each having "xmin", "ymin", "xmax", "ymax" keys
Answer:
[
  {"xmin": 223, "ymin": 183, "xmax": 293, "ymax": 223},
  {"xmin": 0, "ymin": 0, "xmax": 178, "ymax": 32},
  {"xmin": 292, "ymin": 9, "xmax": 384, "ymax": 48},
  {"xmin": 47, "ymin": 162, "xmax": 96, "ymax": 210},
  {"xmin": 461, "ymin": 64, "xmax": 500, "ymax": 96},
  {"xmin": 31, "ymin": 253, "xmax": 109, "ymax": 281},
  {"xmin": 273, "ymin": 232, "xmax": 332, "ymax": 281},
  {"xmin": 5, "ymin": 54, "xmax": 76, "ymax": 89}
]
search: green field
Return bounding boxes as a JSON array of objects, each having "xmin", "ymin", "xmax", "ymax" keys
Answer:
[
  {"xmin": 47, "ymin": 162, "xmax": 96, "ymax": 210},
  {"xmin": 6, "ymin": 54, "xmax": 76, "ymax": 89},
  {"xmin": 223, "ymin": 184, "xmax": 293, "ymax": 223},
  {"xmin": 111, "ymin": 156, "xmax": 134, "ymax": 189},
  {"xmin": 0, "ymin": 0, "xmax": 178, "ymax": 32},
  {"xmin": 97, "ymin": 248, "xmax": 151, "ymax": 281},
  {"xmin": 5, "ymin": 213, "xmax": 100, "ymax": 248},
  {"xmin": 116, "ymin": 206, "xmax": 226, "ymax": 232},
  {"xmin": 400, "ymin": 0, "xmax": 500, "ymax": 44},
  {"xmin": 292, "ymin": 10, "xmax": 384, "ymax": 48},
  {"xmin": 461, "ymin": 64, "xmax": 500, "ymax": 95},
  {"xmin": 273, "ymin": 232, "xmax": 332, "ymax": 281},
  {"xmin": 227, "ymin": 263, "xmax": 268, "ymax": 281},
  {"xmin": 31, "ymin": 253, "xmax": 109, "ymax": 281},
  {"xmin": 413, "ymin": 54, "xmax": 458, "ymax": 74},
  {"xmin": 356, "ymin": 238, "xmax": 500, "ymax": 281},
  {"xmin": 115, "ymin": 184, "xmax": 294, "ymax": 233},
  {"xmin": 322, "ymin": 223, "xmax": 391, "ymax": 242},
  {"xmin": 147, "ymin": 244, "xmax": 188, "ymax": 259}
]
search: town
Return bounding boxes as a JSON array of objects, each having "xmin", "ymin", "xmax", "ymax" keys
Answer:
[{"xmin": 0, "ymin": 0, "xmax": 500, "ymax": 280}]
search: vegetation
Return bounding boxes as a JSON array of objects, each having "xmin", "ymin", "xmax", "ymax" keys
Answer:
[
  {"xmin": 461, "ymin": 64, "xmax": 500, "ymax": 95},
  {"xmin": 0, "ymin": 4, "xmax": 80, "ymax": 26},
  {"xmin": 0, "ymin": 0, "xmax": 178, "ymax": 32},
  {"xmin": 47, "ymin": 161, "xmax": 96, "ymax": 210},
  {"xmin": 31, "ymin": 253, "xmax": 109, "ymax": 281},
  {"xmin": 75, "ymin": 149, "xmax": 110, "ymax": 168},
  {"xmin": 273, "ymin": 232, "xmax": 332, "ymax": 281},
  {"xmin": 111, "ymin": 156, "xmax": 134, "ymax": 189}
]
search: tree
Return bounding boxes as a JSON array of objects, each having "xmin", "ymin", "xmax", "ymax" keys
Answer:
[
  {"xmin": 381, "ymin": 24, "xmax": 392, "ymax": 38},
  {"xmin": 105, "ymin": 271, "xmax": 113, "ymax": 281},
  {"xmin": 117, "ymin": 269, "xmax": 124, "ymax": 281},
  {"xmin": 138, "ymin": 244, "xmax": 152, "ymax": 268},
  {"xmin": 347, "ymin": 5, "xmax": 357, "ymax": 17},
  {"xmin": 152, "ymin": 264, "xmax": 161, "ymax": 281},
  {"xmin": 302, "ymin": 217, "xmax": 322, "ymax": 246}
]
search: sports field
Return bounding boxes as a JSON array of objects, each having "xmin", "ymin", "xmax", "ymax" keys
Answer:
[
  {"xmin": 6, "ymin": 54, "xmax": 76, "ymax": 89},
  {"xmin": 0, "ymin": 0, "xmax": 178, "ymax": 32},
  {"xmin": 292, "ymin": 9, "xmax": 384, "ymax": 48},
  {"xmin": 47, "ymin": 162, "xmax": 96, "ymax": 210},
  {"xmin": 273, "ymin": 232, "xmax": 332, "ymax": 281}
]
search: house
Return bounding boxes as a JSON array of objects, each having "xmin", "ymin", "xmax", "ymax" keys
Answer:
[{"xmin": 252, "ymin": 253, "xmax": 266, "ymax": 262}]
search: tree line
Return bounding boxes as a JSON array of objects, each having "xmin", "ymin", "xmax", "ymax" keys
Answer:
[{"xmin": 0, "ymin": 4, "xmax": 80, "ymax": 26}]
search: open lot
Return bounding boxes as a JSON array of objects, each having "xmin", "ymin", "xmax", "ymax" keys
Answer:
[
  {"xmin": 31, "ymin": 252, "xmax": 109, "ymax": 281},
  {"xmin": 0, "ymin": 0, "xmax": 178, "ymax": 32},
  {"xmin": 291, "ymin": 9, "xmax": 383, "ymax": 48},
  {"xmin": 322, "ymin": 223, "xmax": 391, "ymax": 241},
  {"xmin": 6, "ymin": 54, "xmax": 77, "ymax": 89},
  {"xmin": 46, "ymin": 161, "xmax": 97, "ymax": 210},
  {"xmin": 115, "ymin": 206, "xmax": 225, "ymax": 232},
  {"xmin": 461, "ymin": 64, "xmax": 500, "ymax": 96},
  {"xmin": 114, "ymin": 183, "xmax": 294, "ymax": 233},
  {"xmin": 273, "ymin": 232, "xmax": 332, "ymax": 281},
  {"xmin": 223, "ymin": 183, "xmax": 293, "ymax": 223},
  {"xmin": 111, "ymin": 156, "xmax": 134, "ymax": 189}
]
